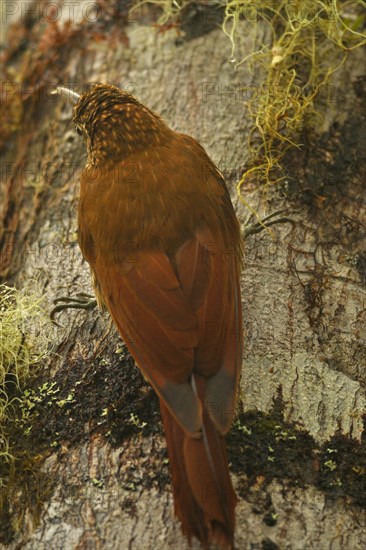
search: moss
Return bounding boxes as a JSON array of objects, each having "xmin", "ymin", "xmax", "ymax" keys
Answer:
[
  {"xmin": 228, "ymin": 390, "xmax": 366, "ymax": 509},
  {"xmin": 3, "ymin": 335, "xmax": 364, "ymax": 543},
  {"xmin": 0, "ymin": 453, "xmax": 52, "ymax": 544},
  {"xmin": 262, "ymin": 539, "xmax": 280, "ymax": 550},
  {"xmin": 223, "ymin": 0, "xmax": 365, "ymax": 194},
  {"xmin": 282, "ymin": 93, "xmax": 366, "ymax": 206},
  {"xmin": 317, "ymin": 432, "xmax": 366, "ymax": 506},
  {"xmin": 0, "ymin": 282, "xmax": 55, "ymax": 544},
  {"xmin": 138, "ymin": 0, "xmax": 365, "ymax": 205},
  {"xmin": 26, "ymin": 345, "xmax": 160, "ymax": 451},
  {"xmin": 0, "ymin": 333, "xmax": 166, "ymax": 544}
]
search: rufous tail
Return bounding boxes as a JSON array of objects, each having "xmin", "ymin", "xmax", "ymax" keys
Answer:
[{"xmin": 160, "ymin": 393, "xmax": 237, "ymax": 549}]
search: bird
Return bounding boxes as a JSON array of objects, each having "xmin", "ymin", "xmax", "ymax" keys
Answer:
[{"xmin": 53, "ymin": 83, "xmax": 243, "ymax": 549}]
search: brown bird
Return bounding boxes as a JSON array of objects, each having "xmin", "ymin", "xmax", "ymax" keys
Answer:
[{"xmin": 54, "ymin": 83, "xmax": 243, "ymax": 549}]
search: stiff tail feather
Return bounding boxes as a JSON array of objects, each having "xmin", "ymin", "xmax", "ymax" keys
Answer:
[{"xmin": 160, "ymin": 382, "xmax": 237, "ymax": 549}]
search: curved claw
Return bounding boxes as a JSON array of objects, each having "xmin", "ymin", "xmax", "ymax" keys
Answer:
[
  {"xmin": 241, "ymin": 209, "xmax": 295, "ymax": 239},
  {"xmin": 50, "ymin": 292, "xmax": 97, "ymax": 326}
]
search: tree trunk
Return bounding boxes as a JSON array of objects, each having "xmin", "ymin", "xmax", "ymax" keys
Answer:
[{"xmin": 1, "ymin": 3, "xmax": 365, "ymax": 549}]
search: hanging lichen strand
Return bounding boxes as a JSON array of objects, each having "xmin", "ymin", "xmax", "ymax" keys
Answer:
[
  {"xmin": 224, "ymin": 0, "xmax": 366, "ymax": 192},
  {"xmin": 137, "ymin": 1, "xmax": 366, "ymax": 192}
]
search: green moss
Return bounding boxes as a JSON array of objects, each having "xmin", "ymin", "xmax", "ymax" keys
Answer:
[
  {"xmin": 228, "ymin": 0, "xmax": 365, "ymax": 195},
  {"xmin": 0, "ymin": 283, "xmax": 55, "ymax": 543},
  {"xmin": 228, "ymin": 391, "xmax": 366, "ymax": 508},
  {"xmin": 139, "ymin": 1, "xmax": 365, "ymax": 204},
  {"xmin": 0, "ymin": 322, "xmax": 165, "ymax": 544}
]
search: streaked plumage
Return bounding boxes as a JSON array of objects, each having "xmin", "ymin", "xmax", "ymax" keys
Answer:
[{"xmin": 73, "ymin": 83, "xmax": 243, "ymax": 549}]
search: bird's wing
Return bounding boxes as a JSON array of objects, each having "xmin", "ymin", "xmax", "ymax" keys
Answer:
[
  {"xmin": 90, "ymin": 222, "xmax": 241, "ymax": 437},
  {"xmin": 91, "ymin": 243, "xmax": 202, "ymax": 435},
  {"xmin": 186, "ymin": 227, "xmax": 242, "ymax": 435}
]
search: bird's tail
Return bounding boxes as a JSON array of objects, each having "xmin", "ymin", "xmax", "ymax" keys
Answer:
[{"xmin": 160, "ymin": 382, "xmax": 237, "ymax": 549}]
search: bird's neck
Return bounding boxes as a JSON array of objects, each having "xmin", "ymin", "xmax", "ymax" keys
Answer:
[{"xmin": 86, "ymin": 109, "xmax": 171, "ymax": 167}]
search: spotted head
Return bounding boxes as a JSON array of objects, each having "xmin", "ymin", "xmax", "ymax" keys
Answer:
[{"xmin": 53, "ymin": 83, "xmax": 170, "ymax": 166}]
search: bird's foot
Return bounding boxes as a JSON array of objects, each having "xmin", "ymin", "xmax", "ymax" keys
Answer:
[
  {"xmin": 241, "ymin": 208, "xmax": 295, "ymax": 239},
  {"xmin": 50, "ymin": 292, "xmax": 97, "ymax": 326}
]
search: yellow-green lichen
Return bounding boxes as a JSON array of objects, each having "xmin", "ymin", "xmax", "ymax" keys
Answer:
[
  {"xmin": 137, "ymin": 1, "xmax": 365, "ymax": 201},
  {"xmin": 0, "ymin": 282, "xmax": 55, "ymax": 541},
  {"xmin": 223, "ymin": 0, "xmax": 366, "ymax": 196}
]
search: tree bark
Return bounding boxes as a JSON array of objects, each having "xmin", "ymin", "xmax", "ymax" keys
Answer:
[{"xmin": 1, "ymin": 3, "xmax": 365, "ymax": 549}]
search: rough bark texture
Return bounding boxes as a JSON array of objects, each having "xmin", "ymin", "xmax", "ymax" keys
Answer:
[{"xmin": 1, "ymin": 3, "xmax": 365, "ymax": 549}]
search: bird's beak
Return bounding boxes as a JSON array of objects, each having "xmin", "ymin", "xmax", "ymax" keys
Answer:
[{"xmin": 52, "ymin": 86, "xmax": 81, "ymax": 104}]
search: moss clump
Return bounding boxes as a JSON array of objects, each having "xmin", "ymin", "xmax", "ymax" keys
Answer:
[
  {"xmin": 222, "ymin": 1, "xmax": 366, "ymax": 195},
  {"xmin": 0, "ymin": 283, "xmax": 52, "ymax": 386},
  {"xmin": 138, "ymin": 1, "xmax": 365, "ymax": 204},
  {"xmin": 0, "ymin": 282, "xmax": 55, "ymax": 543},
  {"xmin": 228, "ymin": 392, "xmax": 366, "ymax": 509}
]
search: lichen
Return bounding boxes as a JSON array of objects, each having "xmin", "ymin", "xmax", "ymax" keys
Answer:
[
  {"xmin": 223, "ymin": 1, "xmax": 366, "ymax": 195},
  {"xmin": 137, "ymin": 1, "xmax": 365, "ymax": 203},
  {"xmin": 0, "ymin": 282, "xmax": 55, "ymax": 543}
]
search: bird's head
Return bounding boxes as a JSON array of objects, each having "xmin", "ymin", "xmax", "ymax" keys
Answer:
[{"xmin": 53, "ymin": 83, "xmax": 169, "ymax": 166}]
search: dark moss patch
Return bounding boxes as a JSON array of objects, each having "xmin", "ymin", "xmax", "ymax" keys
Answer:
[
  {"xmin": 228, "ymin": 392, "xmax": 366, "ymax": 510},
  {"xmin": 262, "ymin": 539, "xmax": 279, "ymax": 550},
  {"xmin": 0, "ymin": 499, "xmax": 15, "ymax": 545},
  {"xmin": 25, "ymin": 343, "xmax": 160, "ymax": 451},
  {"xmin": 228, "ymin": 395, "xmax": 316, "ymax": 492},
  {"xmin": 2, "ymin": 348, "xmax": 365, "ymax": 544},
  {"xmin": 316, "ymin": 431, "xmax": 366, "ymax": 507},
  {"xmin": 0, "ymin": 454, "xmax": 52, "ymax": 545},
  {"xmin": 0, "ymin": 342, "xmax": 161, "ymax": 544},
  {"xmin": 282, "ymin": 78, "xmax": 365, "ymax": 216},
  {"xmin": 262, "ymin": 511, "xmax": 278, "ymax": 527},
  {"xmin": 354, "ymin": 252, "xmax": 366, "ymax": 286},
  {"xmin": 178, "ymin": 3, "xmax": 225, "ymax": 41},
  {"xmin": 118, "ymin": 439, "xmax": 170, "ymax": 496}
]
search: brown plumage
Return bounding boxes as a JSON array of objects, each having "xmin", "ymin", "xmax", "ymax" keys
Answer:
[{"xmin": 71, "ymin": 83, "xmax": 243, "ymax": 549}]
